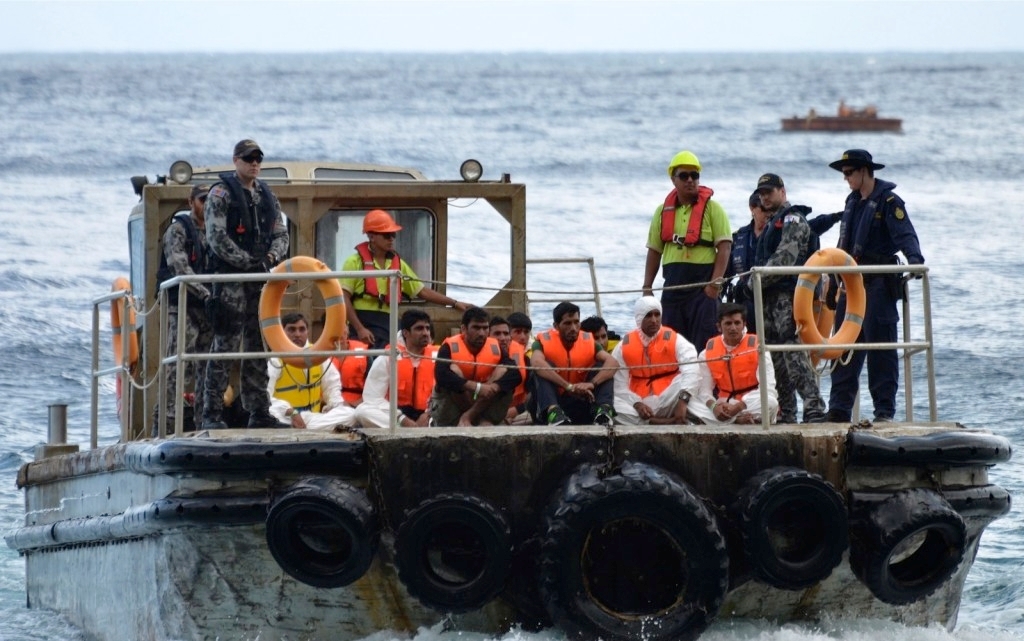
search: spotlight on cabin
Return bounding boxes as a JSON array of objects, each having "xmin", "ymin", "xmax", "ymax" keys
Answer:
[
  {"xmin": 460, "ymin": 159, "xmax": 483, "ymax": 182},
  {"xmin": 168, "ymin": 160, "xmax": 193, "ymax": 185}
]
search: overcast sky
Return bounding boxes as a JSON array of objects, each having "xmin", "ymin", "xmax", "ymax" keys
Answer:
[{"xmin": 3, "ymin": 0, "xmax": 1023, "ymax": 53}]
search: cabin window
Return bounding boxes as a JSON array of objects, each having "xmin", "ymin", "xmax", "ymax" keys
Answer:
[
  {"xmin": 128, "ymin": 215, "xmax": 146, "ymax": 297},
  {"xmin": 313, "ymin": 168, "xmax": 420, "ymax": 181},
  {"xmin": 316, "ymin": 209, "xmax": 436, "ymax": 288}
]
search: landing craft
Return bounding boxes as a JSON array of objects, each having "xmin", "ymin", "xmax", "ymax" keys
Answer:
[{"xmin": 6, "ymin": 159, "xmax": 1010, "ymax": 641}]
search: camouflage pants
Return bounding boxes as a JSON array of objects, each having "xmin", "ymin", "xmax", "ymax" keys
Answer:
[
  {"xmin": 203, "ymin": 281, "xmax": 271, "ymax": 420},
  {"xmin": 764, "ymin": 291, "xmax": 825, "ymax": 422},
  {"xmin": 152, "ymin": 302, "xmax": 213, "ymax": 435}
]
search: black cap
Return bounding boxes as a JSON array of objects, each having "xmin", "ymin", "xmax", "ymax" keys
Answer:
[
  {"xmin": 190, "ymin": 183, "xmax": 210, "ymax": 199},
  {"xmin": 755, "ymin": 173, "xmax": 784, "ymax": 191},
  {"xmin": 748, "ymin": 191, "xmax": 762, "ymax": 208},
  {"xmin": 829, "ymin": 149, "xmax": 885, "ymax": 171},
  {"xmin": 233, "ymin": 139, "xmax": 262, "ymax": 158}
]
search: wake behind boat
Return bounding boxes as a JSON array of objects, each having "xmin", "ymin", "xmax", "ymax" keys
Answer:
[{"xmin": 5, "ymin": 158, "xmax": 1011, "ymax": 641}]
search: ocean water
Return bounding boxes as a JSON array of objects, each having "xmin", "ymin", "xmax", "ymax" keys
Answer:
[{"xmin": 0, "ymin": 51, "xmax": 1023, "ymax": 641}]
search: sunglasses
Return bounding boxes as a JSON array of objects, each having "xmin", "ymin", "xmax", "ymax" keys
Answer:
[
  {"xmin": 673, "ymin": 171, "xmax": 700, "ymax": 181},
  {"xmin": 374, "ymin": 232, "xmax": 397, "ymax": 239},
  {"xmin": 239, "ymin": 153, "xmax": 264, "ymax": 164},
  {"xmin": 841, "ymin": 167, "xmax": 860, "ymax": 177}
]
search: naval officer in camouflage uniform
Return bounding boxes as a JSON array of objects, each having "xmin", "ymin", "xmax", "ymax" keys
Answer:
[
  {"xmin": 153, "ymin": 183, "xmax": 214, "ymax": 435},
  {"xmin": 752, "ymin": 173, "xmax": 826, "ymax": 423},
  {"xmin": 200, "ymin": 139, "xmax": 289, "ymax": 429}
]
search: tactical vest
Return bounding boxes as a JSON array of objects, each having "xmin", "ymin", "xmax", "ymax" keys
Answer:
[
  {"xmin": 155, "ymin": 212, "xmax": 206, "ymax": 305},
  {"xmin": 209, "ymin": 172, "xmax": 278, "ymax": 273}
]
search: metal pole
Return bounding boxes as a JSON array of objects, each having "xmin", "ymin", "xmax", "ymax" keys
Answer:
[
  {"xmin": 388, "ymin": 273, "xmax": 400, "ymax": 432},
  {"xmin": 921, "ymin": 273, "xmax": 938, "ymax": 421},
  {"xmin": 48, "ymin": 404, "xmax": 68, "ymax": 445},
  {"xmin": 752, "ymin": 271, "xmax": 770, "ymax": 431},
  {"xmin": 91, "ymin": 302, "xmax": 100, "ymax": 450},
  {"xmin": 901, "ymin": 279, "xmax": 913, "ymax": 422}
]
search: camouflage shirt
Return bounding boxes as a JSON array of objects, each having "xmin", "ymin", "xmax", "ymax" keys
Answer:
[
  {"xmin": 761, "ymin": 201, "xmax": 813, "ymax": 287},
  {"xmin": 205, "ymin": 177, "xmax": 289, "ymax": 272},
  {"xmin": 162, "ymin": 214, "xmax": 211, "ymax": 302}
]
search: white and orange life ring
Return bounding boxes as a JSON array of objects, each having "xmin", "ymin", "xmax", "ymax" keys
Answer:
[
  {"xmin": 110, "ymin": 276, "xmax": 139, "ymax": 367},
  {"xmin": 259, "ymin": 256, "xmax": 347, "ymax": 369},
  {"xmin": 793, "ymin": 248, "xmax": 865, "ymax": 362}
]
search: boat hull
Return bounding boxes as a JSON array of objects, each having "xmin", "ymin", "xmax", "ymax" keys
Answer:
[
  {"xmin": 8, "ymin": 424, "xmax": 1011, "ymax": 641},
  {"xmin": 781, "ymin": 117, "xmax": 903, "ymax": 132}
]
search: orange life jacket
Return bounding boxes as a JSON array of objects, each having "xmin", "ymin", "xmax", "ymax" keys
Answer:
[
  {"xmin": 660, "ymin": 185, "xmax": 715, "ymax": 247},
  {"xmin": 392, "ymin": 344, "xmax": 437, "ymax": 412},
  {"xmin": 331, "ymin": 339, "xmax": 370, "ymax": 405},
  {"xmin": 536, "ymin": 330, "xmax": 597, "ymax": 390},
  {"xmin": 508, "ymin": 341, "xmax": 529, "ymax": 406},
  {"xmin": 444, "ymin": 334, "xmax": 502, "ymax": 383},
  {"xmin": 704, "ymin": 334, "xmax": 760, "ymax": 400},
  {"xmin": 619, "ymin": 328, "xmax": 680, "ymax": 398},
  {"xmin": 355, "ymin": 242, "xmax": 401, "ymax": 305}
]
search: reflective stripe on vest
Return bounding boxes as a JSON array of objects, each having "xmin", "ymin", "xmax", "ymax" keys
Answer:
[
  {"xmin": 704, "ymin": 334, "xmax": 759, "ymax": 400},
  {"xmin": 660, "ymin": 185, "xmax": 715, "ymax": 248},
  {"xmin": 536, "ymin": 330, "xmax": 597, "ymax": 389},
  {"xmin": 620, "ymin": 328, "xmax": 680, "ymax": 398},
  {"xmin": 355, "ymin": 242, "xmax": 401, "ymax": 305},
  {"xmin": 274, "ymin": 361, "xmax": 324, "ymax": 413}
]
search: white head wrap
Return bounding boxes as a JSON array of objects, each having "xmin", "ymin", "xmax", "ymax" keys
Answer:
[{"xmin": 634, "ymin": 296, "xmax": 662, "ymax": 330}]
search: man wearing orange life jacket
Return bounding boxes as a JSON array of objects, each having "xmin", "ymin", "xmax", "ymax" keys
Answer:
[
  {"xmin": 691, "ymin": 303, "xmax": 779, "ymax": 425},
  {"xmin": 611, "ymin": 296, "xmax": 700, "ymax": 425},
  {"xmin": 642, "ymin": 150, "xmax": 732, "ymax": 352},
  {"xmin": 489, "ymin": 316, "xmax": 532, "ymax": 425},
  {"xmin": 267, "ymin": 313, "xmax": 360, "ymax": 430},
  {"xmin": 357, "ymin": 310, "xmax": 437, "ymax": 428},
  {"xmin": 431, "ymin": 307, "xmax": 521, "ymax": 427},
  {"xmin": 339, "ymin": 209, "xmax": 471, "ymax": 349},
  {"xmin": 530, "ymin": 301, "xmax": 617, "ymax": 426}
]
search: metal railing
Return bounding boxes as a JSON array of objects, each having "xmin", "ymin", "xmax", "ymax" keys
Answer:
[
  {"xmin": 748, "ymin": 262, "xmax": 933, "ymax": 429},
  {"xmin": 526, "ymin": 257, "xmax": 602, "ymax": 317}
]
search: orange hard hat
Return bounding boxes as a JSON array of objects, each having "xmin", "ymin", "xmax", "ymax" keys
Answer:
[{"xmin": 362, "ymin": 209, "xmax": 403, "ymax": 234}]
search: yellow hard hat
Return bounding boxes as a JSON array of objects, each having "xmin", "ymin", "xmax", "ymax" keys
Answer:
[{"xmin": 667, "ymin": 150, "xmax": 702, "ymax": 176}]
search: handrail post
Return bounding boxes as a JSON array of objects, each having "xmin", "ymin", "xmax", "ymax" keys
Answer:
[
  {"xmin": 91, "ymin": 302, "xmax": 100, "ymax": 450},
  {"xmin": 901, "ymin": 278, "xmax": 913, "ymax": 422},
  {"xmin": 388, "ymin": 273, "xmax": 400, "ymax": 432},
  {"xmin": 119, "ymin": 295, "xmax": 131, "ymax": 443},
  {"xmin": 174, "ymin": 285, "xmax": 189, "ymax": 438},
  {"xmin": 752, "ymin": 271, "xmax": 771, "ymax": 431},
  {"xmin": 922, "ymin": 273, "xmax": 937, "ymax": 421}
]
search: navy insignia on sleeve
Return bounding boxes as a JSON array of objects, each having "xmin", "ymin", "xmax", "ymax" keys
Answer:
[{"xmin": 894, "ymin": 207, "xmax": 905, "ymax": 220}]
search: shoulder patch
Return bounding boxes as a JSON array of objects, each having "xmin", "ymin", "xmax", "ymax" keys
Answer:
[
  {"xmin": 894, "ymin": 207, "xmax": 905, "ymax": 220},
  {"xmin": 209, "ymin": 185, "xmax": 229, "ymax": 198},
  {"xmin": 783, "ymin": 214, "xmax": 801, "ymax": 225},
  {"xmin": 886, "ymin": 196, "xmax": 895, "ymax": 202}
]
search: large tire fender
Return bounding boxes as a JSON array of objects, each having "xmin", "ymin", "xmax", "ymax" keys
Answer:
[
  {"xmin": 850, "ymin": 488, "xmax": 966, "ymax": 605},
  {"xmin": 734, "ymin": 466, "xmax": 848, "ymax": 590},
  {"xmin": 394, "ymin": 493, "xmax": 512, "ymax": 614},
  {"xmin": 265, "ymin": 477, "xmax": 378, "ymax": 588},
  {"xmin": 539, "ymin": 461, "xmax": 729, "ymax": 641}
]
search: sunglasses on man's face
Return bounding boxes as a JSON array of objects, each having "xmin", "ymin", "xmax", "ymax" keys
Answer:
[
  {"xmin": 374, "ymin": 232, "xmax": 397, "ymax": 239},
  {"xmin": 673, "ymin": 171, "xmax": 700, "ymax": 181},
  {"xmin": 842, "ymin": 167, "xmax": 860, "ymax": 177},
  {"xmin": 239, "ymin": 153, "xmax": 264, "ymax": 164}
]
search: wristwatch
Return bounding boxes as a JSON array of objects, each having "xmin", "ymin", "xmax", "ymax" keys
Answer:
[{"xmin": 678, "ymin": 390, "xmax": 692, "ymax": 403}]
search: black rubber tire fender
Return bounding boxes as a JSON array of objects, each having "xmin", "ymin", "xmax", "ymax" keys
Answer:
[
  {"xmin": 850, "ymin": 488, "xmax": 967, "ymax": 605},
  {"xmin": 733, "ymin": 466, "xmax": 848, "ymax": 590},
  {"xmin": 539, "ymin": 461, "xmax": 729, "ymax": 641},
  {"xmin": 394, "ymin": 493, "xmax": 512, "ymax": 614},
  {"xmin": 265, "ymin": 476, "xmax": 378, "ymax": 588}
]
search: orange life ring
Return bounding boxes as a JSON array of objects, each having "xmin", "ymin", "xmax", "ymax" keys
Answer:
[
  {"xmin": 110, "ymin": 276, "xmax": 139, "ymax": 367},
  {"xmin": 793, "ymin": 249, "xmax": 865, "ymax": 362},
  {"xmin": 259, "ymin": 256, "xmax": 347, "ymax": 368}
]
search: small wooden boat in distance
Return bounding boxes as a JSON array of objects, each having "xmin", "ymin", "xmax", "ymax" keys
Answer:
[{"xmin": 782, "ymin": 101, "xmax": 902, "ymax": 133}]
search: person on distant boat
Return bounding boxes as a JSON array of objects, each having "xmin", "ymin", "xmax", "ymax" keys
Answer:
[
  {"xmin": 430, "ymin": 306, "xmax": 520, "ymax": 426},
  {"xmin": 267, "ymin": 313, "xmax": 359, "ymax": 430},
  {"xmin": 201, "ymin": 139, "xmax": 289, "ymax": 430},
  {"xmin": 580, "ymin": 315, "xmax": 610, "ymax": 351},
  {"xmin": 530, "ymin": 301, "xmax": 617, "ymax": 426},
  {"xmin": 152, "ymin": 183, "xmax": 214, "ymax": 436},
  {"xmin": 826, "ymin": 149, "xmax": 924, "ymax": 423},
  {"xmin": 751, "ymin": 173, "xmax": 827, "ymax": 424},
  {"xmin": 339, "ymin": 209, "xmax": 472, "ymax": 349},
  {"xmin": 356, "ymin": 310, "xmax": 436, "ymax": 428},
  {"xmin": 691, "ymin": 303, "xmax": 778, "ymax": 425},
  {"xmin": 611, "ymin": 296, "xmax": 700, "ymax": 425},
  {"xmin": 642, "ymin": 150, "xmax": 732, "ymax": 351},
  {"xmin": 838, "ymin": 100, "xmax": 852, "ymax": 117},
  {"xmin": 489, "ymin": 316, "xmax": 532, "ymax": 425}
]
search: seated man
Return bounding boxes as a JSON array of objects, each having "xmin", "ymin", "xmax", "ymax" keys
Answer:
[
  {"xmin": 530, "ymin": 301, "xmax": 617, "ymax": 426},
  {"xmin": 267, "ymin": 313, "xmax": 359, "ymax": 430},
  {"xmin": 690, "ymin": 303, "xmax": 779, "ymax": 425},
  {"xmin": 431, "ymin": 307, "xmax": 521, "ymax": 427},
  {"xmin": 356, "ymin": 310, "xmax": 436, "ymax": 428},
  {"xmin": 580, "ymin": 315, "xmax": 610, "ymax": 351},
  {"xmin": 508, "ymin": 311, "xmax": 534, "ymax": 355},
  {"xmin": 489, "ymin": 315, "xmax": 532, "ymax": 425},
  {"xmin": 611, "ymin": 296, "xmax": 700, "ymax": 425},
  {"xmin": 331, "ymin": 337, "xmax": 370, "ymax": 412}
]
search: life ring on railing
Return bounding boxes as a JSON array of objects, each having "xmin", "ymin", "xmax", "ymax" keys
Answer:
[
  {"xmin": 110, "ymin": 276, "xmax": 139, "ymax": 368},
  {"xmin": 793, "ymin": 248, "xmax": 865, "ymax": 362},
  {"xmin": 395, "ymin": 493, "xmax": 512, "ymax": 613},
  {"xmin": 258, "ymin": 256, "xmax": 347, "ymax": 368},
  {"xmin": 849, "ymin": 488, "xmax": 966, "ymax": 605},
  {"xmin": 538, "ymin": 462, "xmax": 729, "ymax": 641},
  {"xmin": 733, "ymin": 466, "xmax": 848, "ymax": 590},
  {"xmin": 265, "ymin": 477, "xmax": 378, "ymax": 588}
]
